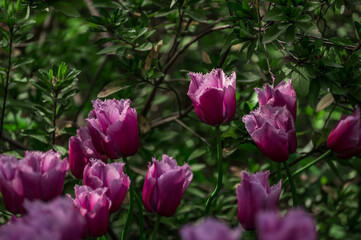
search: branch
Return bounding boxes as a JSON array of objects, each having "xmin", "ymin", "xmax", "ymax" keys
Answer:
[
  {"xmin": 72, "ymin": 56, "xmax": 108, "ymax": 125},
  {"xmin": 175, "ymin": 119, "xmax": 211, "ymax": 146},
  {"xmin": 163, "ymin": 24, "xmax": 232, "ymax": 74}
]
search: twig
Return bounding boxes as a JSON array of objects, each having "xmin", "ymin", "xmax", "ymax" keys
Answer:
[
  {"xmin": 263, "ymin": 43, "xmax": 275, "ymax": 79},
  {"xmin": 218, "ymin": 47, "xmax": 231, "ymax": 68},
  {"xmin": 150, "ymin": 105, "xmax": 193, "ymax": 129},
  {"xmin": 276, "ymin": 40, "xmax": 299, "ymax": 62},
  {"xmin": 72, "ymin": 56, "xmax": 108, "ymax": 125},
  {"xmin": 163, "ymin": 24, "xmax": 232, "ymax": 74},
  {"xmin": 167, "ymin": 7, "xmax": 184, "ymax": 61},
  {"xmin": 1, "ymin": 134, "xmax": 29, "ymax": 150},
  {"xmin": 175, "ymin": 119, "xmax": 211, "ymax": 146}
]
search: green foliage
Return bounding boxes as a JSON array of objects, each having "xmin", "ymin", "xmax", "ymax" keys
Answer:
[{"xmin": 1, "ymin": 0, "xmax": 361, "ymax": 239}]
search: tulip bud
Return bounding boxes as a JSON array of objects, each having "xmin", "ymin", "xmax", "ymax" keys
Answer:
[
  {"xmin": 0, "ymin": 155, "xmax": 24, "ymax": 214},
  {"xmin": 257, "ymin": 209, "xmax": 318, "ymax": 240},
  {"xmin": 327, "ymin": 106, "xmax": 361, "ymax": 158},
  {"xmin": 83, "ymin": 159, "xmax": 130, "ymax": 213},
  {"xmin": 0, "ymin": 197, "xmax": 85, "ymax": 240},
  {"xmin": 236, "ymin": 171, "xmax": 282, "ymax": 230},
  {"xmin": 69, "ymin": 127, "xmax": 108, "ymax": 179},
  {"xmin": 242, "ymin": 105, "xmax": 297, "ymax": 162},
  {"xmin": 86, "ymin": 98, "xmax": 139, "ymax": 159},
  {"xmin": 255, "ymin": 80, "xmax": 297, "ymax": 120},
  {"xmin": 180, "ymin": 218, "xmax": 242, "ymax": 240},
  {"xmin": 187, "ymin": 69, "xmax": 236, "ymax": 125},
  {"xmin": 0, "ymin": 150, "xmax": 68, "ymax": 214},
  {"xmin": 72, "ymin": 185, "xmax": 111, "ymax": 237},
  {"xmin": 142, "ymin": 154, "xmax": 193, "ymax": 217}
]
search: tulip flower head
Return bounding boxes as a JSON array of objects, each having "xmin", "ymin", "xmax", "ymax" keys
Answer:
[
  {"xmin": 327, "ymin": 106, "xmax": 361, "ymax": 158},
  {"xmin": 257, "ymin": 209, "xmax": 318, "ymax": 240},
  {"xmin": 188, "ymin": 69, "xmax": 236, "ymax": 125},
  {"xmin": 86, "ymin": 99, "xmax": 139, "ymax": 159},
  {"xmin": 236, "ymin": 171, "xmax": 282, "ymax": 230},
  {"xmin": 83, "ymin": 159, "xmax": 130, "ymax": 213},
  {"xmin": 0, "ymin": 197, "xmax": 85, "ymax": 240},
  {"xmin": 242, "ymin": 105, "xmax": 297, "ymax": 162},
  {"xmin": 0, "ymin": 150, "xmax": 68, "ymax": 214},
  {"xmin": 69, "ymin": 127, "xmax": 108, "ymax": 179},
  {"xmin": 72, "ymin": 185, "xmax": 111, "ymax": 237},
  {"xmin": 142, "ymin": 154, "xmax": 193, "ymax": 217},
  {"xmin": 180, "ymin": 218, "xmax": 242, "ymax": 240},
  {"xmin": 255, "ymin": 80, "xmax": 297, "ymax": 120}
]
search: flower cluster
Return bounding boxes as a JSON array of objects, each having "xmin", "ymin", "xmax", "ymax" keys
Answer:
[{"xmin": 5, "ymin": 67, "xmax": 361, "ymax": 239}]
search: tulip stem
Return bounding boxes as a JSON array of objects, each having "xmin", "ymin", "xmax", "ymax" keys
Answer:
[
  {"xmin": 134, "ymin": 191, "xmax": 145, "ymax": 240},
  {"xmin": 282, "ymin": 161, "xmax": 299, "ymax": 206},
  {"xmin": 283, "ymin": 150, "xmax": 332, "ymax": 184},
  {"xmin": 151, "ymin": 215, "xmax": 161, "ymax": 240},
  {"xmin": 205, "ymin": 125, "xmax": 223, "ymax": 215},
  {"xmin": 122, "ymin": 157, "xmax": 134, "ymax": 240}
]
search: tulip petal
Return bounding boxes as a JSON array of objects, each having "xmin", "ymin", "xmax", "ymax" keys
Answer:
[{"xmin": 198, "ymin": 87, "xmax": 225, "ymax": 125}]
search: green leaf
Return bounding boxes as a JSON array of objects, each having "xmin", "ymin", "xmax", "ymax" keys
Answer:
[
  {"xmin": 291, "ymin": 66, "xmax": 310, "ymax": 96},
  {"xmin": 188, "ymin": 148, "xmax": 207, "ymax": 161},
  {"xmin": 263, "ymin": 7, "xmax": 287, "ymax": 21},
  {"xmin": 54, "ymin": 2, "xmax": 80, "ymax": 18},
  {"xmin": 355, "ymin": 21, "xmax": 361, "ymax": 40},
  {"xmin": 285, "ymin": 25, "xmax": 296, "ymax": 44},
  {"xmin": 308, "ymin": 79, "xmax": 320, "ymax": 108},
  {"xmin": 263, "ymin": 23, "xmax": 290, "ymax": 44},
  {"xmin": 97, "ymin": 45, "xmax": 120, "ymax": 55},
  {"xmin": 97, "ymin": 80, "xmax": 138, "ymax": 98},
  {"xmin": 295, "ymin": 22, "xmax": 321, "ymax": 37},
  {"xmin": 170, "ymin": 0, "xmax": 177, "ymax": 8}
]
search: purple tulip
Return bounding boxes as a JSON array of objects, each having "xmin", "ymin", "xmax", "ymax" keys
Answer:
[
  {"xmin": 180, "ymin": 218, "xmax": 242, "ymax": 240},
  {"xmin": 0, "ymin": 197, "xmax": 86, "ymax": 240},
  {"xmin": 0, "ymin": 155, "xmax": 24, "ymax": 214},
  {"xmin": 142, "ymin": 154, "xmax": 193, "ymax": 217},
  {"xmin": 187, "ymin": 69, "xmax": 236, "ymax": 125},
  {"xmin": 0, "ymin": 150, "xmax": 68, "ymax": 214},
  {"xmin": 257, "ymin": 209, "xmax": 318, "ymax": 240},
  {"xmin": 72, "ymin": 185, "xmax": 111, "ymax": 237},
  {"xmin": 69, "ymin": 127, "xmax": 108, "ymax": 179},
  {"xmin": 255, "ymin": 80, "xmax": 297, "ymax": 120},
  {"xmin": 86, "ymin": 98, "xmax": 139, "ymax": 159},
  {"xmin": 236, "ymin": 171, "xmax": 282, "ymax": 230},
  {"xmin": 19, "ymin": 150, "xmax": 68, "ymax": 201},
  {"xmin": 327, "ymin": 106, "xmax": 361, "ymax": 158},
  {"xmin": 83, "ymin": 159, "xmax": 130, "ymax": 213},
  {"xmin": 242, "ymin": 105, "xmax": 297, "ymax": 162}
]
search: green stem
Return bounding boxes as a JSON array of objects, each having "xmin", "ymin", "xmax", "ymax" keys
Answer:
[
  {"xmin": 121, "ymin": 157, "xmax": 134, "ymax": 240},
  {"xmin": 134, "ymin": 191, "xmax": 145, "ymax": 240},
  {"xmin": 282, "ymin": 161, "xmax": 299, "ymax": 207},
  {"xmin": 204, "ymin": 125, "xmax": 223, "ymax": 216},
  {"xmin": 284, "ymin": 150, "xmax": 332, "ymax": 184},
  {"xmin": 151, "ymin": 215, "xmax": 161, "ymax": 240},
  {"xmin": 0, "ymin": 29, "xmax": 12, "ymax": 142}
]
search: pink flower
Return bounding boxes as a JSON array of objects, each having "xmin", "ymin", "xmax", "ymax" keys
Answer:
[
  {"xmin": 0, "ymin": 197, "xmax": 85, "ymax": 240},
  {"xmin": 0, "ymin": 150, "xmax": 68, "ymax": 214},
  {"xmin": 236, "ymin": 171, "xmax": 282, "ymax": 230},
  {"xmin": 257, "ymin": 209, "xmax": 318, "ymax": 240},
  {"xmin": 83, "ymin": 159, "xmax": 130, "ymax": 213},
  {"xmin": 72, "ymin": 185, "xmax": 111, "ymax": 237},
  {"xmin": 69, "ymin": 127, "xmax": 108, "ymax": 179},
  {"xmin": 255, "ymin": 80, "xmax": 297, "ymax": 120},
  {"xmin": 242, "ymin": 105, "xmax": 297, "ymax": 162},
  {"xmin": 86, "ymin": 99, "xmax": 139, "ymax": 159},
  {"xmin": 327, "ymin": 106, "xmax": 361, "ymax": 158},
  {"xmin": 180, "ymin": 218, "xmax": 242, "ymax": 240},
  {"xmin": 187, "ymin": 69, "xmax": 236, "ymax": 125},
  {"xmin": 142, "ymin": 155, "xmax": 193, "ymax": 217}
]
